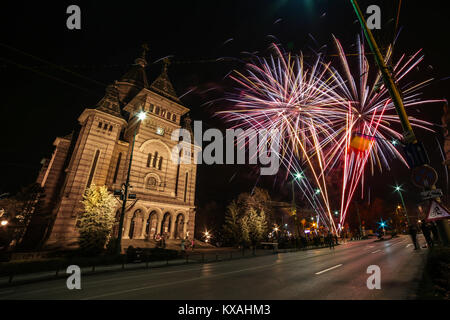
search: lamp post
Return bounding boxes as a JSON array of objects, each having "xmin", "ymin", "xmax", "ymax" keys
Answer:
[
  {"xmin": 394, "ymin": 185, "xmax": 410, "ymax": 225},
  {"xmin": 291, "ymin": 172, "xmax": 303, "ymax": 238},
  {"xmin": 116, "ymin": 111, "xmax": 147, "ymax": 254}
]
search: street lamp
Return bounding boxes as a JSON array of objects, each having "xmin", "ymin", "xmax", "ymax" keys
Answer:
[
  {"xmin": 291, "ymin": 172, "xmax": 304, "ymax": 237},
  {"xmin": 116, "ymin": 111, "xmax": 147, "ymax": 254},
  {"xmin": 377, "ymin": 219, "xmax": 387, "ymax": 235},
  {"xmin": 394, "ymin": 185, "xmax": 410, "ymax": 225},
  {"xmin": 203, "ymin": 230, "xmax": 211, "ymax": 243}
]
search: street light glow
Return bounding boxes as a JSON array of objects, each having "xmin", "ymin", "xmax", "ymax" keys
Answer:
[
  {"xmin": 1, "ymin": 220, "xmax": 8, "ymax": 226},
  {"xmin": 137, "ymin": 111, "xmax": 147, "ymax": 121}
]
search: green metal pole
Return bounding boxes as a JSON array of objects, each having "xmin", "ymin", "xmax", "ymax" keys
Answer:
[
  {"xmin": 350, "ymin": 0, "xmax": 415, "ymax": 142},
  {"xmin": 116, "ymin": 124, "xmax": 138, "ymax": 255},
  {"xmin": 398, "ymin": 191, "xmax": 410, "ymax": 225},
  {"xmin": 350, "ymin": 0, "xmax": 450, "ymax": 245}
]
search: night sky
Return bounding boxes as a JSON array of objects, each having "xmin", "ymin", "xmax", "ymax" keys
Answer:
[{"xmin": 1, "ymin": 1, "xmax": 449, "ymax": 226}]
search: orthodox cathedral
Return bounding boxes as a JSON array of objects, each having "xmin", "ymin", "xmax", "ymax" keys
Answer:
[{"xmin": 34, "ymin": 48, "xmax": 198, "ymax": 249}]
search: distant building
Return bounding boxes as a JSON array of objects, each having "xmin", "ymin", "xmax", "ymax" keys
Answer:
[{"xmin": 34, "ymin": 49, "xmax": 198, "ymax": 249}]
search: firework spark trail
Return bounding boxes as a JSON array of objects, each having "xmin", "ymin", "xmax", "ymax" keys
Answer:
[
  {"xmin": 329, "ymin": 35, "xmax": 443, "ymax": 226},
  {"xmin": 219, "ymin": 45, "xmax": 343, "ymax": 233}
]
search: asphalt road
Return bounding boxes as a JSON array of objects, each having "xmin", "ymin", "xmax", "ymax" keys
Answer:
[{"xmin": 0, "ymin": 235, "xmax": 427, "ymax": 300}]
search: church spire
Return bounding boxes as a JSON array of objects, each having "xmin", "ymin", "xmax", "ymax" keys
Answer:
[
  {"xmin": 120, "ymin": 44, "xmax": 149, "ymax": 88},
  {"xmin": 95, "ymin": 82, "xmax": 123, "ymax": 118},
  {"xmin": 150, "ymin": 57, "xmax": 181, "ymax": 103}
]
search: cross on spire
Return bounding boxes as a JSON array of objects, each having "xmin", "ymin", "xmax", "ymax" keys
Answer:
[{"xmin": 162, "ymin": 57, "xmax": 171, "ymax": 74}]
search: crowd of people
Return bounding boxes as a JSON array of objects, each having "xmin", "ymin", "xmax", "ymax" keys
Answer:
[
  {"xmin": 270, "ymin": 231, "xmax": 353, "ymax": 250},
  {"xmin": 153, "ymin": 233, "xmax": 196, "ymax": 251},
  {"xmin": 409, "ymin": 220, "xmax": 440, "ymax": 250}
]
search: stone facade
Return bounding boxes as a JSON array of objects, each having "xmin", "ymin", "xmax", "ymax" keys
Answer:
[{"xmin": 38, "ymin": 52, "xmax": 198, "ymax": 248}]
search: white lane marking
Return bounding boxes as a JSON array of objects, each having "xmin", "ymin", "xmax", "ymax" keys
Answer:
[
  {"xmin": 371, "ymin": 250, "xmax": 381, "ymax": 254},
  {"xmin": 406, "ymin": 244, "xmax": 413, "ymax": 248},
  {"xmin": 386, "ymin": 240, "xmax": 405, "ymax": 247},
  {"xmin": 314, "ymin": 264, "xmax": 343, "ymax": 275},
  {"xmin": 82, "ymin": 262, "xmax": 280, "ymax": 300}
]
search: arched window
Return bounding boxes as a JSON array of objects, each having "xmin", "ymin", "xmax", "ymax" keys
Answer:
[
  {"xmin": 128, "ymin": 211, "xmax": 138, "ymax": 239},
  {"xmin": 86, "ymin": 150, "xmax": 100, "ymax": 188},
  {"xmin": 98, "ymin": 122, "xmax": 102, "ymax": 128},
  {"xmin": 145, "ymin": 211, "xmax": 158, "ymax": 238},
  {"xmin": 155, "ymin": 106, "xmax": 160, "ymax": 115},
  {"xmin": 152, "ymin": 152, "xmax": 158, "ymax": 167},
  {"xmin": 172, "ymin": 114, "xmax": 177, "ymax": 122},
  {"xmin": 184, "ymin": 172, "xmax": 189, "ymax": 202},
  {"xmin": 113, "ymin": 152, "xmax": 122, "ymax": 183},
  {"xmin": 146, "ymin": 153, "xmax": 152, "ymax": 167},
  {"xmin": 174, "ymin": 150, "xmax": 181, "ymax": 196},
  {"xmin": 158, "ymin": 157, "xmax": 163, "ymax": 170},
  {"xmin": 149, "ymin": 104, "xmax": 154, "ymax": 113},
  {"xmin": 167, "ymin": 111, "xmax": 171, "ymax": 120}
]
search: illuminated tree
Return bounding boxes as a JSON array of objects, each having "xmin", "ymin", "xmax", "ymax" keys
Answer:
[
  {"xmin": 78, "ymin": 184, "xmax": 116, "ymax": 255},
  {"xmin": 240, "ymin": 208, "xmax": 268, "ymax": 246},
  {"xmin": 223, "ymin": 200, "xmax": 242, "ymax": 246}
]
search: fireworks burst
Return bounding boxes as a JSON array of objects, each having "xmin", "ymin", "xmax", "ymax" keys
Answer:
[
  {"xmin": 220, "ymin": 37, "xmax": 442, "ymax": 233},
  {"xmin": 219, "ymin": 44, "xmax": 343, "ymax": 233}
]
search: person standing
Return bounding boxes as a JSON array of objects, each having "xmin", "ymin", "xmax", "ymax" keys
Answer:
[
  {"xmin": 430, "ymin": 222, "xmax": 440, "ymax": 245},
  {"xmin": 328, "ymin": 232, "xmax": 335, "ymax": 250},
  {"xmin": 420, "ymin": 222, "xmax": 433, "ymax": 248},
  {"xmin": 155, "ymin": 233, "xmax": 161, "ymax": 247},
  {"xmin": 408, "ymin": 224, "xmax": 420, "ymax": 250},
  {"xmin": 161, "ymin": 233, "xmax": 166, "ymax": 249}
]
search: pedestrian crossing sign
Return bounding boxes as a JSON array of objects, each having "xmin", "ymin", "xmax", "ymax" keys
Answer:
[{"xmin": 426, "ymin": 200, "xmax": 450, "ymax": 221}]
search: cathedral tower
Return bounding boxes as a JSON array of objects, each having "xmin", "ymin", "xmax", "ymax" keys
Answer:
[{"xmin": 38, "ymin": 49, "xmax": 198, "ymax": 249}]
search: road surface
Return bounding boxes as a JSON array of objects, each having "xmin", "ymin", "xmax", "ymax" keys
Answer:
[{"xmin": 0, "ymin": 235, "xmax": 427, "ymax": 300}]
